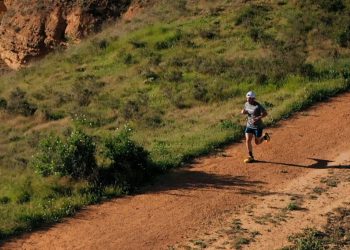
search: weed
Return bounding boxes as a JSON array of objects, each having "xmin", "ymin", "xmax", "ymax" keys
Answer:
[
  {"xmin": 313, "ymin": 187, "xmax": 326, "ymax": 195},
  {"xmin": 286, "ymin": 202, "xmax": 301, "ymax": 211},
  {"xmin": 234, "ymin": 237, "xmax": 250, "ymax": 249},
  {"xmin": 285, "ymin": 228, "xmax": 325, "ymax": 250},
  {"xmin": 192, "ymin": 239, "xmax": 207, "ymax": 248}
]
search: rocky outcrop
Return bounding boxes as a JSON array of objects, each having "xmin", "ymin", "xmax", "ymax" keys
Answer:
[
  {"xmin": 0, "ymin": 0, "xmax": 131, "ymax": 69},
  {"xmin": 0, "ymin": 1, "xmax": 6, "ymax": 16}
]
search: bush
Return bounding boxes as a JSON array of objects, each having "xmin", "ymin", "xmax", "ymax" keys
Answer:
[
  {"xmin": 192, "ymin": 82, "xmax": 209, "ymax": 103},
  {"xmin": 123, "ymin": 53, "xmax": 137, "ymax": 65},
  {"xmin": 0, "ymin": 196, "xmax": 10, "ymax": 204},
  {"xmin": 121, "ymin": 92, "xmax": 149, "ymax": 120},
  {"xmin": 300, "ymin": 63, "xmax": 317, "ymax": 79},
  {"xmin": 235, "ymin": 4, "xmax": 271, "ymax": 26},
  {"xmin": 164, "ymin": 70, "xmax": 183, "ymax": 82},
  {"xmin": 17, "ymin": 191, "xmax": 31, "ymax": 204},
  {"xmin": 199, "ymin": 28, "xmax": 218, "ymax": 40},
  {"xmin": 338, "ymin": 26, "xmax": 350, "ymax": 48},
  {"xmin": 0, "ymin": 97, "xmax": 7, "ymax": 109},
  {"xmin": 129, "ymin": 40, "xmax": 146, "ymax": 48},
  {"xmin": 7, "ymin": 88, "xmax": 37, "ymax": 116},
  {"xmin": 104, "ymin": 126, "xmax": 151, "ymax": 188},
  {"xmin": 155, "ymin": 30, "xmax": 182, "ymax": 50},
  {"xmin": 317, "ymin": 0, "xmax": 345, "ymax": 12},
  {"xmin": 72, "ymin": 75, "xmax": 105, "ymax": 107},
  {"xmin": 33, "ymin": 130, "xmax": 97, "ymax": 180}
]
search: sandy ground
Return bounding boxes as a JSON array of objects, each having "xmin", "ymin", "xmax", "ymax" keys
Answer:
[{"xmin": 2, "ymin": 92, "xmax": 350, "ymax": 250}]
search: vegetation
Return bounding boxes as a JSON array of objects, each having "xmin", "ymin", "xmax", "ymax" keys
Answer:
[
  {"xmin": 282, "ymin": 206, "xmax": 350, "ymax": 249},
  {"xmin": 0, "ymin": 0, "xmax": 350, "ymax": 241}
]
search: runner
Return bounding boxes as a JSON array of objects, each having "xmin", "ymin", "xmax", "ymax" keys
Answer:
[{"xmin": 241, "ymin": 91, "xmax": 270, "ymax": 163}]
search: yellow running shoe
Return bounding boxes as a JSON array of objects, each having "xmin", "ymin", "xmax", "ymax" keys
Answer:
[{"xmin": 244, "ymin": 156, "xmax": 255, "ymax": 163}]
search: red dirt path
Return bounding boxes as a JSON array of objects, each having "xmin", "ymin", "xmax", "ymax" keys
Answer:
[{"xmin": 3, "ymin": 92, "xmax": 350, "ymax": 250}]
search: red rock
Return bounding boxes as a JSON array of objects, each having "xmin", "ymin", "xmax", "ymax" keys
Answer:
[{"xmin": 0, "ymin": 0, "xmax": 131, "ymax": 69}]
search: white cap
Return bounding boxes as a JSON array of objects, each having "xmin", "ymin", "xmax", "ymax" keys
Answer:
[{"xmin": 246, "ymin": 91, "xmax": 256, "ymax": 98}]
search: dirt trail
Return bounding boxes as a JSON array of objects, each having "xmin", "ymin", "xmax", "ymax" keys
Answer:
[{"xmin": 3, "ymin": 93, "xmax": 350, "ymax": 250}]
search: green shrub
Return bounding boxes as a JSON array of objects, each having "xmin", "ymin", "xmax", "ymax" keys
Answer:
[
  {"xmin": 164, "ymin": 70, "xmax": 183, "ymax": 82},
  {"xmin": 155, "ymin": 30, "xmax": 182, "ymax": 50},
  {"xmin": 121, "ymin": 92, "xmax": 149, "ymax": 120},
  {"xmin": 300, "ymin": 63, "xmax": 317, "ymax": 79},
  {"xmin": 235, "ymin": 4, "xmax": 271, "ymax": 26},
  {"xmin": 103, "ymin": 126, "xmax": 151, "ymax": 188},
  {"xmin": 91, "ymin": 38, "xmax": 109, "ymax": 50},
  {"xmin": 72, "ymin": 75, "xmax": 105, "ymax": 107},
  {"xmin": 7, "ymin": 88, "xmax": 37, "ymax": 116},
  {"xmin": 0, "ymin": 196, "xmax": 10, "ymax": 204},
  {"xmin": 338, "ymin": 26, "xmax": 350, "ymax": 48},
  {"xmin": 192, "ymin": 82, "xmax": 209, "ymax": 102},
  {"xmin": 0, "ymin": 97, "xmax": 7, "ymax": 109},
  {"xmin": 33, "ymin": 130, "xmax": 97, "ymax": 180},
  {"xmin": 288, "ymin": 228, "xmax": 325, "ymax": 250},
  {"xmin": 317, "ymin": 0, "xmax": 345, "ymax": 12},
  {"xmin": 17, "ymin": 191, "xmax": 31, "ymax": 204},
  {"xmin": 129, "ymin": 39, "xmax": 146, "ymax": 48},
  {"xmin": 199, "ymin": 28, "xmax": 218, "ymax": 40}
]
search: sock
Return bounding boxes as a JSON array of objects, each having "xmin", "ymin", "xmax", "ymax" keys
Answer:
[{"xmin": 249, "ymin": 151, "xmax": 254, "ymax": 158}]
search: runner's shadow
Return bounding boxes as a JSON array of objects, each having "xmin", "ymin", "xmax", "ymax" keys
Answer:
[
  {"xmin": 144, "ymin": 169, "xmax": 266, "ymax": 195},
  {"xmin": 254, "ymin": 158, "xmax": 350, "ymax": 169}
]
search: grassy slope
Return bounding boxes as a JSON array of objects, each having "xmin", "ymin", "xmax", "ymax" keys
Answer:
[{"xmin": 0, "ymin": 0, "xmax": 350, "ymax": 240}]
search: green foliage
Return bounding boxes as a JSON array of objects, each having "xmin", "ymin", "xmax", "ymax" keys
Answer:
[
  {"xmin": 286, "ymin": 202, "xmax": 300, "ymax": 211},
  {"xmin": 0, "ymin": 196, "xmax": 10, "ymax": 204},
  {"xmin": 235, "ymin": 4, "xmax": 271, "ymax": 26},
  {"xmin": 338, "ymin": 26, "xmax": 350, "ymax": 48},
  {"xmin": 72, "ymin": 75, "xmax": 105, "ymax": 107},
  {"xmin": 7, "ymin": 88, "xmax": 37, "ymax": 116},
  {"xmin": 287, "ymin": 228, "xmax": 325, "ymax": 250},
  {"xmin": 32, "ymin": 130, "xmax": 97, "ymax": 180},
  {"xmin": 316, "ymin": 0, "xmax": 345, "ymax": 12},
  {"xmin": 103, "ymin": 126, "xmax": 151, "ymax": 188},
  {"xmin": 0, "ymin": 97, "xmax": 7, "ymax": 109},
  {"xmin": 155, "ymin": 30, "xmax": 182, "ymax": 50}
]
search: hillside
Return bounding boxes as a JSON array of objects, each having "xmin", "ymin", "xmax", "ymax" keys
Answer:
[
  {"xmin": 0, "ymin": 0, "xmax": 349, "ymax": 242},
  {"xmin": 4, "ymin": 91, "xmax": 350, "ymax": 250}
]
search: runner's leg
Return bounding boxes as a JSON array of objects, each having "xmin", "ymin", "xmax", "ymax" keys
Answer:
[{"xmin": 245, "ymin": 132, "xmax": 254, "ymax": 158}]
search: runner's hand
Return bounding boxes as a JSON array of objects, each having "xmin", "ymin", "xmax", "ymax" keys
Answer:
[{"xmin": 253, "ymin": 117, "xmax": 261, "ymax": 124}]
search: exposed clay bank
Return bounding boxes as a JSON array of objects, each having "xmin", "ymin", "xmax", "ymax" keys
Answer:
[{"xmin": 0, "ymin": 0, "xmax": 131, "ymax": 69}]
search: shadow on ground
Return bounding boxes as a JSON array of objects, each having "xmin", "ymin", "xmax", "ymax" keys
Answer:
[
  {"xmin": 144, "ymin": 169, "xmax": 266, "ymax": 195},
  {"xmin": 254, "ymin": 158, "xmax": 350, "ymax": 169}
]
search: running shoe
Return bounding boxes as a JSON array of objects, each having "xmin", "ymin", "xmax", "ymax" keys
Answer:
[
  {"xmin": 244, "ymin": 156, "xmax": 255, "ymax": 163},
  {"xmin": 263, "ymin": 132, "xmax": 270, "ymax": 142}
]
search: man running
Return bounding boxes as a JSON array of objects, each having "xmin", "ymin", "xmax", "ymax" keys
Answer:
[{"xmin": 241, "ymin": 91, "xmax": 270, "ymax": 163}]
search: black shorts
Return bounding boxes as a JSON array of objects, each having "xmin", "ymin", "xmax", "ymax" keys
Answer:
[{"xmin": 245, "ymin": 127, "xmax": 263, "ymax": 137}]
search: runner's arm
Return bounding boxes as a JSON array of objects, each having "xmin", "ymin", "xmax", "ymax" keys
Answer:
[{"xmin": 253, "ymin": 110, "xmax": 267, "ymax": 123}]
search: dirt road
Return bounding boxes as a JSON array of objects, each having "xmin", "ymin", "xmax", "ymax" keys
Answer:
[{"xmin": 3, "ymin": 92, "xmax": 350, "ymax": 250}]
